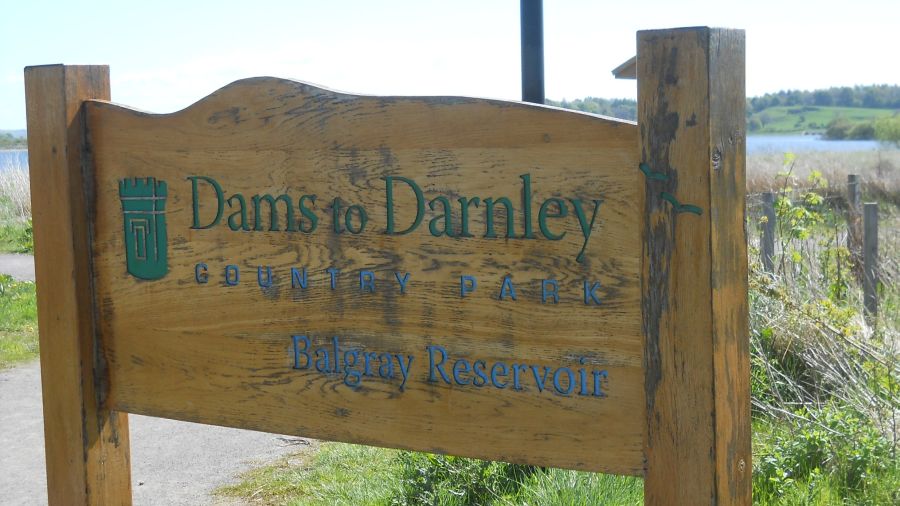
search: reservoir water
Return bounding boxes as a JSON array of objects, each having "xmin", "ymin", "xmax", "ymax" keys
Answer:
[
  {"xmin": 0, "ymin": 149, "xmax": 28, "ymax": 170},
  {"xmin": 746, "ymin": 135, "xmax": 884, "ymax": 153}
]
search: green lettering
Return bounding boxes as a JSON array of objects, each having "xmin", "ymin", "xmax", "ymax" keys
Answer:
[
  {"xmin": 538, "ymin": 197, "xmax": 567, "ymax": 240},
  {"xmin": 298, "ymin": 195, "xmax": 318, "ymax": 233},
  {"xmin": 383, "ymin": 176, "xmax": 424, "ymax": 235},
  {"xmin": 188, "ymin": 175, "xmax": 224, "ymax": 229},
  {"xmin": 520, "ymin": 174, "xmax": 535, "ymax": 238},
  {"xmin": 428, "ymin": 196, "xmax": 454, "ymax": 237},
  {"xmin": 458, "ymin": 197, "xmax": 480, "ymax": 237},
  {"xmin": 226, "ymin": 193, "xmax": 249, "ymax": 231},
  {"xmin": 570, "ymin": 198, "xmax": 603, "ymax": 263},
  {"xmin": 483, "ymin": 197, "xmax": 514, "ymax": 238},
  {"xmin": 252, "ymin": 194, "xmax": 295, "ymax": 231}
]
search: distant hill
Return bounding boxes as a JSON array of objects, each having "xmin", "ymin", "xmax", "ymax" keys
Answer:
[
  {"xmin": 748, "ymin": 85, "xmax": 900, "ymax": 113},
  {"xmin": 747, "ymin": 106, "xmax": 897, "ymax": 135},
  {"xmin": 546, "ymin": 97, "xmax": 637, "ymax": 121},
  {"xmin": 550, "ymin": 85, "xmax": 900, "ymax": 137},
  {"xmin": 0, "ymin": 131, "xmax": 27, "ymax": 149}
]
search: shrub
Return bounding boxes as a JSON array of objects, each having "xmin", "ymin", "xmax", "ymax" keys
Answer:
[
  {"xmin": 824, "ymin": 118, "xmax": 852, "ymax": 140},
  {"xmin": 392, "ymin": 452, "xmax": 536, "ymax": 505},
  {"xmin": 847, "ymin": 122, "xmax": 875, "ymax": 140},
  {"xmin": 875, "ymin": 115, "xmax": 900, "ymax": 146}
]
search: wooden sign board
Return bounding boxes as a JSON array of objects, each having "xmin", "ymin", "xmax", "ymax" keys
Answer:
[{"xmin": 25, "ymin": 27, "xmax": 750, "ymax": 505}]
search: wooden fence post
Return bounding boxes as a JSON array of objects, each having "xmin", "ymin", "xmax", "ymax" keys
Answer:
[
  {"xmin": 863, "ymin": 202, "xmax": 879, "ymax": 316},
  {"xmin": 638, "ymin": 28, "xmax": 751, "ymax": 505},
  {"xmin": 761, "ymin": 192, "xmax": 776, "ymax": 273},
  {"xmin": 847, "ymin": 174, "xmax": 860, "ymax": 211},
  {"xmin": 24, "ymin": 65, "xmax": 132, "ymax": 505}
]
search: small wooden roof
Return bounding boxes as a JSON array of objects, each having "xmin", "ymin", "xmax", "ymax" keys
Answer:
[{"xmin": 612, "ymin": 56, "xmax": 636, "ymax": 80}]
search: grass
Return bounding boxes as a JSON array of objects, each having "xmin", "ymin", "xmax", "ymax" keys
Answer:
[
  {"xmin": 0, "ymin": 153, "xmax": 37, "ymax": 368},
  {"xmin": 216, "ymin": 441, "xmax": 402, "ymax": 505},
  {"xmin": 749, "ymin": 106, "xmax": 898, "ymax": 134},
  {"xmin": 0, "ymin": 155, "xmax": 32, "ymax": 253},
  {"xmin": 218, "ymin": 443, "xmax": 645, "ymax": 506},
  {"xmin": 510, "ymin": 469, "xmax": 642, "ymax": 505},
  {"xmin": 0, "ymin": 219, "xmax": 32, "ymax": 253},
  {"xmin": 0, "ymin": 274, "xmax": 38, "ymax": 368}
]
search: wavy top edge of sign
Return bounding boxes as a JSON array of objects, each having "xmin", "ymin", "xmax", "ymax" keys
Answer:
[{"xmin": 87, "ymin": 76, "xmax": 637, "ymax": 126}]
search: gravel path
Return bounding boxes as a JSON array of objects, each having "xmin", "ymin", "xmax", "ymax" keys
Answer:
[
  {"xmin": 0, "ymin": 255, "xmax": 309, "ymax": 505},
  {"xmin": 0, "ymin": 361, "xmax": 308, "ymax": 505},
  {"xmin": 0, "ymin": 253, "xmax": 34, "ymax": 281}
]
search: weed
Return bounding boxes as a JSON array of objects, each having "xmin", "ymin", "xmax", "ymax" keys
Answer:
[
  {"xmin": 0, "ymin": 274, "xmax": 38, "ymax": 368},
  {"xmin": 391, "ymin": 453, "xmax": 536, "ymax": 505}
]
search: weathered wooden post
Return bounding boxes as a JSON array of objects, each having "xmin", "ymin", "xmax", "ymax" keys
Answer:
[
  {"xmin": 24, "ymin": 65, "xmax": 132, "ymax": 504},
  {"xmin": 848, "ymin": 174, "xmax": 860, "ymax": 211},
  {"xmin": 761, "ymin": 192, "xmax": 776, "ymax": 273},
  {"xmin": 638, "ymin": 27, "xmax": 750, "ymax": 505},
  {"xmin": 863, "ymin": 202, "xmax": 879, "ymax": 316}
]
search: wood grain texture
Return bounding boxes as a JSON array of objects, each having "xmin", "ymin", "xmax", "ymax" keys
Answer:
[
  {"xmin": 638, "ymin": 27, "xmax": 750, "ymax": 505},
  {"xmin": 25, "ymin": 65, "xmax": 132, "ymax": 505},
  {"xmin": 85, "ymin": 79, "xmax": 645, "ymax": 474},
  {"xmin": 708, "ymin": 29, "xmax": 751, "ymax": 505}
]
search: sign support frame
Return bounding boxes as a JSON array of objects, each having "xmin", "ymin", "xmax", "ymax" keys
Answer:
[{"xmin": 25, "ymin": 26, "xmax": 749, "ymax": 505}]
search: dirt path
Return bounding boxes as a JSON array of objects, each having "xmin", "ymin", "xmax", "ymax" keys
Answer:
[{"xmin": 0, "ymin": 253, "xmax": 309, "ymax": 504}]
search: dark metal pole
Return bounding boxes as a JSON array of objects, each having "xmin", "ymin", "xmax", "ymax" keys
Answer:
[{"xmin": 520, "ymin": 0, "xmax": 544, "ymax": 104}]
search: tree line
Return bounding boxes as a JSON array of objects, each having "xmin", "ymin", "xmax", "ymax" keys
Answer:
[
  {"xmin": 547, "ymin": 97, "xmax": 637, "ymax": 120},
  {"xmin": 551, "ymin": 85, "xmax": 900, "ymax": 120},
  {"xmin": 0, "ymin": 133, "xmax": 27, "ymax": 150},
  {"xmin": 748, "ymin": 85, "xmax": 900, "ymax": 112}
]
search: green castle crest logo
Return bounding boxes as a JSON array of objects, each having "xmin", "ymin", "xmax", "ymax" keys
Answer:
[{"xmin": 119, "ymin": 177, "xmax": 168, "ymax": 280}]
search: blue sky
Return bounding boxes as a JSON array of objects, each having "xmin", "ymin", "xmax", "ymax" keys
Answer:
[{"xmin": 1, "ymin": 0, "xmax": 898, "ymax": 129}]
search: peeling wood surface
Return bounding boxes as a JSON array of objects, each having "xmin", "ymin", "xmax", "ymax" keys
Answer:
[
  {"xmin": 638, "ymin": 27, "xmax": 750, "ymax": 505},
  {"xmin": 85, "ymin": 79, "xmax": 646, "ymax": 475}
]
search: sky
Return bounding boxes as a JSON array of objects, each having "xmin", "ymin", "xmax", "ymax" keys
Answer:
[{"xmin": 1, "ymin": 0, "xmax": 898, "ymax": 129}]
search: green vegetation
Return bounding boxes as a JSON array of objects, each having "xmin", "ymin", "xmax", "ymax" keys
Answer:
[
  {"xmin": 875, "ymin": 116, "xmax": 900, "ymax": 146},
  {"xmin": 0, "ymin": 274, "xmax": 38, "ymax": 368},
  {"xmin": 0, "ymin": 133, "xmax": 27, "ymax": 149},
  {"xmin": 745, "ymin": 160, "xmax": 900, "ymax": 504},
  {"xmin": 545, "ymin": 87, "xmax": 900, "ymax": 137},
  {"xmin": 743, "ymin": 85, "xmax": 900, "ymax": 137},
  {"xmin": 748, "ymin": 85, "xmax": 900, "ymax": 112},
  {"xmin": 545, "ymin": 97, "xmax": 636, "ymax": 120},
  {"xmin": 217, "ymin": 442, "xmax": 402, "ymax": 505},
  {"xmin": 0, "ymin": 155, "xmax": 32, "ymax": 254},
  {"xmin": 0, "ymin": 219, "xmax": 33, "ymax": 253},
  {"xmin": 218, "ymin": 443, "xmax": 644, "ymax": 505},
  {"xmin": 746, "ymin": 105, "xmax": 897, "ymax": 135},
  {"xmin": 0, "ymin": 152, "xmax": 37, "ymax": 367}
]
